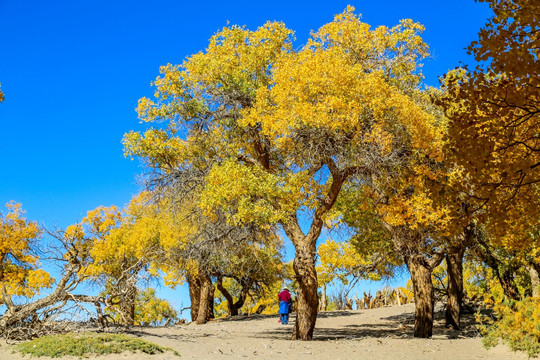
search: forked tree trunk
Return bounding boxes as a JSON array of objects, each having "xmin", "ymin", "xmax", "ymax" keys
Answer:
[
  {"xmin": 446, "ymin": 247, "xmax": 465, "ymax": 330},
  {"xmin": 187, "ymin": 274, "xmax": 201, "ymax": 322},
  {"xmin": 216, "ymin": 277, "xmax": 238, "ymax": 316},
  {"xmin": 216, "ymin": 276, "xmax": 248, "ymax": 316},
  {"xmin": 292, "ymin": 240, "xmax": 319, "ymax": 340},
  {"xmin": 196, "ymin": 272, "xmax": 214, "ymax": 324},
  {"xmin": 407, "ymin": 256, "xmax": 435, "ymax": 338}
]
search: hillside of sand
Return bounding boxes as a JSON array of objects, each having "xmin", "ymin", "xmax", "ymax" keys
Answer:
[{"xmin": 0, "ymin": 303, "xmax": 529, "ymax": 360}]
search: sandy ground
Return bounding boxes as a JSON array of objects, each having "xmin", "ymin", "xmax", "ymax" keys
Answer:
[{"xmin": 0, "ymin": 303, "xmax": 530, "ymax": 360}]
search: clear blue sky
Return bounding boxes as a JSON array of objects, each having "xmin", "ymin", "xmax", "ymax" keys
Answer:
[{"xmin": 0, "ymin": 0, "xmax": 492, "ymax": 314}]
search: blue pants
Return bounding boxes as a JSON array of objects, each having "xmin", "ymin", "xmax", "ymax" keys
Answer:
[{"xmin": 279, "ymin": 301, "xmax": 290, "ymax": 324}]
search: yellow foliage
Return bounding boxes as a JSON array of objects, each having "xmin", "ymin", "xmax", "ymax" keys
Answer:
[
  {"xmin": 0, "ymin": 202, "xmax": 53, "ymax": 299},
  {"xmin": 134, "ymin": 288, "xmax": 178, "ymax": 326},
  {"xmin": 124, "ymin": 8, "xmax": 451, "ymax": 325},
  {"xmin": 480, "ymin": 297, "xmax": 540, "ymax": 357},
  {"xmin": 442, "ymin": 0, "xmax": 540, "ymax": 251},
  {"xmin": 317, "ymin": 239, "xmax": 377, "ymax": 285},
  {"xmin": 126, "ymin": 7, "xmax": 439, "ymax": 232},
  {"xmin": 83, "ymin": 193, "xmax": 174, "ymax": 282}
]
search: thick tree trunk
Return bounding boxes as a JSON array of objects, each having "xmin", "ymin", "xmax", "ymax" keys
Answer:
[
  {"xmin": 407, "ymin": 256, "xmax": 435, "ymax": 338},
  {"xmin": 205, "ymin": 279, "xmax": 215, "ymax": 320},
  {"xmin": 187, "ymin": 274, "xmax": 201, "ymax": 322},
  {"xmin": 292, "ymin": 240, "xmax": 319, "ymax": 340},
  {"xmin": 446, "ymin": 247, "xmax": 465, "ymax": 330},
  {"xmin": 118, "ymin": 280, "xmax": 137, "ymax": 326},
  {"xmin": 196, "ymin": 272, "xmax": 214, "ymax": 324}
]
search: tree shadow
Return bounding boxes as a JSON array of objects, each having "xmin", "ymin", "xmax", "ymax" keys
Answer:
[
  {"xmin": 381, "ymin": 311, "xmax": 415, "ymax": 324},
  {"xmin": 213, "ymin": 313, "xmax": 276, "ymax": 322},
  {"xmin": 317, "ymin": 310, "xmax": 362, "ymax": 318},
  {"xmin": 315, "ymin": 323, "xmax": 413, "ymax": 340},
  {"xmin": 254, "ymin": 306, "xmax": 483, "ymax": 341}
]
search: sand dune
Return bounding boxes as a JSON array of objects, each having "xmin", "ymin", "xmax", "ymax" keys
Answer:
[{"xmin": 0, "ymin": 303, "xmax": 528, "ymax": 359}]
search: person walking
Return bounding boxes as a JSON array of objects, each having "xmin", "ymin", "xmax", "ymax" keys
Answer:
[{"xmin": 278, "ymin": 287, "xmax": 292, "ymax": 325}]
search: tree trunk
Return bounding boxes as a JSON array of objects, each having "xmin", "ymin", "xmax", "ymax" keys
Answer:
[
  {"xmin": 446, "ymin": 247, "xmax": 465, "ymax": 330},
  {"xmin": 292, "ymin": 240, "xmax": 319, "ymax": 340},
  {"xmin": 500, "ymin": 269, "xmax": 521, "ymax": 300},
  {"xmin": 187, "ymin": 274, "xmax": 201, "ymax": 322},
  {"xmin": 118, "ymin": 279, "xmax": 137, "ymax": 326},
  {"xmin": 319, "ymin": 284, "xmax": 327, "ymax": 311},
  {"xmin": 0, "ymin": 270, "xmax": 75, "ymax": 329},
  {"xmin": 529, "ymin": 264, "xmax": 540, "ymax": 297},
  {"xmin": 196, "ymin": 272, "xmax": 214, "ymax": 324},
  {"xmin": 407, "ymin": 256, "xmax": 435, "ymax": 338},
  {"xmin": 205, "ymin": 279, "xmax": 215, "ymax": 320},
  {"xmin": 230, "ymin": 280, "xmax": 249, "ymax": 315},
  {"xmin": 216, "ymin": 276, "xmax": 247, "ymax": 316},
  {"xmin": 395, "ymin": 290, "xmax": 402, "ymax": 305},
  {"xmin": 473, "ymin": 236, "xmax": 521, "ymax": 300}
]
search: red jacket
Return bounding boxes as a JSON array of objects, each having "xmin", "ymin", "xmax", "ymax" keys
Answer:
[{"xmin": 278, "ymin": 290, "xmax": 291, "ymax": 302}]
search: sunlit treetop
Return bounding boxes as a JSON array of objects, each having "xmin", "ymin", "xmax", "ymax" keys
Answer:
[
  {"xmin": 310, "ymin": 6, "xmax": 428, "ymax": 89},
  {"xmin": 240, "ymin": 7, "xmax": 439, "ymax": 162},
  {"xmin": 125, "ymin": 21, "xmax": 295, "ymax": 172}
]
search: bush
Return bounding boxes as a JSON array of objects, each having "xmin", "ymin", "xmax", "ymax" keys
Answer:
[
  {"xmin": 479, "ymin": 297, "xmax": 540, "ymax": 357},
  {"xmin": 15, "ymin": 332, "xmax": 180, "ymax": 358}
]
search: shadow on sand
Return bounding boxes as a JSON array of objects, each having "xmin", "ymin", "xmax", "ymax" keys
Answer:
[{"xmin": 255, "ymin": 307, "xmax": 482, "ymax": 341}]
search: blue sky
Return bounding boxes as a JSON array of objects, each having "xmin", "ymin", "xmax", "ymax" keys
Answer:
[{"xmin": 1, "ymin": 0, "xmax": 493, "ymax": 314}]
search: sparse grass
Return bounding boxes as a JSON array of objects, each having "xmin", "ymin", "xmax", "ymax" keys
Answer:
[{"xmin": 15, "ymin": 332, "xmax": 180, "ymax": 358}]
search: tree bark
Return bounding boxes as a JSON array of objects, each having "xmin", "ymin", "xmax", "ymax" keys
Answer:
[
  {"xmin": 292, "ymin": 239, "xmax": 319, "ymax": 340},
  {"xmin": 319, "ymin": 284, "xmax": 327, "ymax": 311},
  {"xmin": 277, "ymin": 159, "xmax": 350, "ymax": 340},
  {"xmin": 187, "ymin": 274, "xmax": 201, "ymax": 322},
  {"xmin": 500, "ymin": 269, "xmax": 521, "ymax": 300},
  {"xmin": 0, "ymin": 264, "xmax": 80, "ymax": 329},
  {"xmin": 407, "ymin": 256, "xmax": 435, "ymax": 338},
  {"xmin": 196, "ymin": 271, "xmax": 214, "ymax": 324},
  {"xmin": 445, "ymin": 246, "xmax": 465, "ymax": 330},
  {"xmin": 117, "ymin": 277, "xmax": 137, "ymax": 326},
  {"xmin": 529, "ymin": 264, "xmax": 540, "ymax": 297}
]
